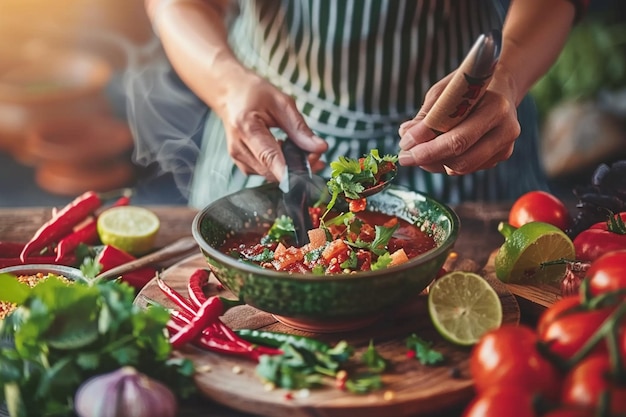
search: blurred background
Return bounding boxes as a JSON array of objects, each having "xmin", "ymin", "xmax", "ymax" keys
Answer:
[{"xmin": 0, "ymin": 0, "xmax": 625, "ymax": 208}]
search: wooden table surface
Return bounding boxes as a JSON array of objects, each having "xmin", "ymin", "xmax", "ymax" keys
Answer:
[{"xmin": 0, "ymin": 202, "xmax": 517, "ymax": 417}]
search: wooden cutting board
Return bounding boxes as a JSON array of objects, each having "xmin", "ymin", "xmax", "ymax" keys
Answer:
[
  {"xmin": 136, "ymin": 253, "xmax": 520, "ymax": 417},
  {"xmin": 483, "ymin": 249, "xmax": 562, "ymax": 322}
]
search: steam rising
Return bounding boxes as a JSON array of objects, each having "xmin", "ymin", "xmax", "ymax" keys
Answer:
[{"xmin": 122, "ymin": 40, "xmax": 207, "ymax": 200}]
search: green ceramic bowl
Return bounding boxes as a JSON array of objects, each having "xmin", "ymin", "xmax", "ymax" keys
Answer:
[{"xmin": 192, "ymin": 184, "xmax": 459, "ymax": 330}]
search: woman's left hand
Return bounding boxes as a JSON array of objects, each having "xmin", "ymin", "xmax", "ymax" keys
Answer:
[{"xmin": 397, "ymin": 70, "xmax": 520, "ymax": 175}]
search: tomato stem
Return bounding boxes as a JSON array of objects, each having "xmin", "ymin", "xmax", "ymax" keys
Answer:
[{"xmin": 563, "ymin": 301, "xmax": 626, "ymax": 372}]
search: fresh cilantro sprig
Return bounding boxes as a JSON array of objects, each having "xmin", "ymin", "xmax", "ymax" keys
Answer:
[
  {"xmin": 261, "ymin": 215, "xmax": 296, "ymax": 244},
  {"xmin": 361, "ymin": 339, "xmax": 387, "ymax": 373},
  {"xmin": 348, "ymin": 223, "xmax": 399, "ymax": 256},
  {"xmin": 405, "ymin": 334, "xmax": 445, "ymax": 365},
  {"xmin": 256, "ymin": 340, "xmax": 353, "ymax": 390},
  {"xmin": 325, "ymin": 150, "xmax": 398, "ymax": 214},
  {"xmin": 0, "ymin": 261, "xmax": 196, "ymax": 417}
]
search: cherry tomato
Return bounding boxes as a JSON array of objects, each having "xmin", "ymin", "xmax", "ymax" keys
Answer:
[
  {"xmin": 537, "ymin": 295, "xmax": 582, "ymax": 335},
  {"xmin": 462, "ymin": 386, "xmax": 537, "ymax": 417},
  {"xmin": 538, "ymin": 306, "xmax": 613, "ymax": 361},
  {"xmin": 470, "ymin": 324, "xmax": 561, "ymax": 400},
  {"xmin": 562, "ymin": 354, "xmax": 626, "ymax": 415},
  {"xmin": 508, "ymin": 191, "xmax": 571, "ymax": 231},
  {"xmin": 573, "ymin": 212, "xmax": 626, "ymax": 262},
  {"xmin": 585, "ymin": 250, "xmax": 626, "ymax": 297}
]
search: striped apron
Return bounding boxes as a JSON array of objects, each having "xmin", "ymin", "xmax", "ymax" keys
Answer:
[{"xmin": 189, "ymin": 0, "xmax": 548, "ymax": 208}]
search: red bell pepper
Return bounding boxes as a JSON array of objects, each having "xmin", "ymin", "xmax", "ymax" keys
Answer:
[
  {"xmin": 573, "ymin": 212, "xmax": 626, "ymax": 262},
  {"xmin": 95, "ymin": 245, "xmax": 157, "ymax": 290}
]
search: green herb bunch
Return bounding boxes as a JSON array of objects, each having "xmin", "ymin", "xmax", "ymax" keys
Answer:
[{"xmin": 0, "ymin": 265, "xmax": 195, "ymax": 417}]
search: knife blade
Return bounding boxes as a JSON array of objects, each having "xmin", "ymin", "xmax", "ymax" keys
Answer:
[{"xmin": 280, "ymin": 139, "xmax": 314, "ymax": 246}]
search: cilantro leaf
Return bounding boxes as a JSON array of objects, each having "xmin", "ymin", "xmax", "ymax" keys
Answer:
[
  {"xmin": 361, "ymin": 340, "xmax": 387, "ymax": 373},
  {"xmin": 261, "ymin": 215, "xmax": 296, "ymax": 244},
  {"xmin": 406, "ymin": 334, "xmax": 444, "ymax": 365}
]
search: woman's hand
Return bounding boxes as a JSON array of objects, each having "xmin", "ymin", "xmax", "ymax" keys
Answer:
[
  {"xmin": 213, "ymin": 70, "xmax": 328, "ymax": 182},
  {"xmin": 397, "ymin": 70, "xmax": 520, "ymax": 175}
]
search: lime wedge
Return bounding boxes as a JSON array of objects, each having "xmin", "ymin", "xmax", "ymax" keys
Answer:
[
  {"xmin": 97, "ymin": 206, "xmax": 160, "ymax": 256},
  {"xmin": 494, "ymin": 221, "xmax": 575, "ymax": 284},
  {"xmin": 428, "ymin": 271, "xmax": 503, "ymax": 346}
]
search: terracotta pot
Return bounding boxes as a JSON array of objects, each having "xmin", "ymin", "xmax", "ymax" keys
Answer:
[
  {"xmin": 23, "ymin": 115, "xmax": 133, "ymax": 166},
  {"xmin": 35, "ymin": 159, "xmax": 136, "ymax": 196},
  {"xmin": 0, "ymin": 47, "xmax": 112, "ymax": 153}
]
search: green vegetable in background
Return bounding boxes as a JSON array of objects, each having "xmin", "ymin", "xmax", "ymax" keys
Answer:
[
  {"xmin": 0, "ymin": 262, "xmax": 195, "ymax": 417},
  {"xmin": 531, "ymin": 19, "xmax": 626, "ymax": 121}
]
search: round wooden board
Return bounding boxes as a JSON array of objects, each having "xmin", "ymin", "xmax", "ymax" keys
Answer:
[{"xmin": 136, "ymin": 253, "xmax": 520, "ymax": 417}]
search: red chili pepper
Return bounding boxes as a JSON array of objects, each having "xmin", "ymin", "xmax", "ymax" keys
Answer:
[
  {"xmin": 20, "ymin": 191, "xmax": 102, "ymax": 262},
  {"xmin": 0, "ymin": 242, "xmax": 26, "ymax": 258},
  {"xmin": 169, "ymin": 295, "xmax": 227, "ymax": 348},
  {"xmin": 156, "ymin": 275, "xmax": 198, "ymax": 316},
  {"xmin": 166, "ymin": 319, "xmax": 264, "ymax": 360},
  {"xmin": 54, "ymin": 195, "xmax": 132, "ymax": 263},
  {"xmin": 96, "ymin": 245, "xmax": 157, "ymax": 290},
  {"xmin": 187, "ymin": 268, "xmax": 210, "ymax": 308},
  {"xmin": 573, "ymin": 212, "xmax": 626, "ymax": 262}
]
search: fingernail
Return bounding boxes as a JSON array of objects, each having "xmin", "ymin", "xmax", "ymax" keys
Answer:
[
  {"xmin": 398, "ymin": 135, "xmax": 415, "ymax": 150},
  {"xmin": 398, "ymin": 151, "xmax": 414, "ymax": 166}
]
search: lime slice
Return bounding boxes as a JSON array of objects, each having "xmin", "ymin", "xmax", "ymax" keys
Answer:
[
  {"xmin": 428, "ymin": 271, "xmax": 503, "ymax": 346},
  {"xmin": 97, "ymin": 206, "xmax": 160, "ymax": 256},
  {"xmin": 494, "ymin": 221, "xmax": 575, "ymax": 284}
]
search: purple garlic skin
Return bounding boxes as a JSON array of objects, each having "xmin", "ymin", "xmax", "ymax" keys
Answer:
[{"xmin": 74, "ymin": 366, "xmax": 177, "ymax": 417}]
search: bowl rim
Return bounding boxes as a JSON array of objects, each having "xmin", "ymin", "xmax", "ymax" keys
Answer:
[
  {"xmin": 0, "ymin": 264, "xmax": 86, "ymax": 283},
  {"xmin": 192, "ymin": 185, "xmax": 460, "ymax": 282}
]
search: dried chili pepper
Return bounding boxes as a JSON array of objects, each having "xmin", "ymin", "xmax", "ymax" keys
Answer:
[
  {"xmin": 187, "ymin": 268, "xmax": 210, "ymax": 307},
  {"xmin": 54, "ymin": 195, "xmax": 132, "ymax": 263},
  {"xmin": 20, "ymin": 191, "xmax": 102, "ymax": 262}
]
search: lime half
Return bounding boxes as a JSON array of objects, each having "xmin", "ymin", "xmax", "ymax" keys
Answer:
[
  {"xmin": 97, "ymin": 206, "xmax": 160, "ymax": 256},
  {"xmin": 495, "ymin": 221, "xmax": 575, "ymax": 284},
  {"xmin": 428, "ymin": 271, "xmax": 503, "ymax": 346}
]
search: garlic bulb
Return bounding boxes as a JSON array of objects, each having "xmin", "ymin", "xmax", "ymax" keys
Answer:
[{"xmin": 74, "ymin": 367, "xmax": 177, "ymax": 417}]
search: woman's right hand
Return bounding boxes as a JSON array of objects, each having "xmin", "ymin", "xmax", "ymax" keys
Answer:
[{"xmin": 212, "ymin": 69, "xmax": 328, "ymax": 183}]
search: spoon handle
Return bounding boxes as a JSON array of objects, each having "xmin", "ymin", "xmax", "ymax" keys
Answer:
[
  {"xmin": 424, "ymin": 29, "xmax": 502, "ymax": 134},
  {"xmin": 96, "ymin": 236, "xmax": 198, "ymax": 281}
]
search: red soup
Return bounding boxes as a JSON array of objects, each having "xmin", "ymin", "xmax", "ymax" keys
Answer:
[{"xmin": 219, "ymin": 207, "xmax": 436, "ymax": 275}]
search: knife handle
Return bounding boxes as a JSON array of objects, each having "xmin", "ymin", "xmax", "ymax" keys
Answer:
[{"xmin": 423, "ymin": 29, "xmax": 501, "ymax": 134}]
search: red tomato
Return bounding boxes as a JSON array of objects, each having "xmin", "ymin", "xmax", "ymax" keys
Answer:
[
  {"xmin": 508, "ymin": 191, "xmax": 571, "ymax": 231},
  {"xmin": 562, "ymin": 354, "xmax": 626, "ymax": 415},
  {"xmin": 538, "ymin": 306, "xmax": 613, "ymax": 361},
  {"xmin": 573, "ymin": 212, "xmax": 626, "ymax": 262},
  {"xmin": 585, "ymin": 250, "xmax": 626, "ymax": 297},
  {"xmin": 537, "ymin": 295, "xmax": 582, "ymax": 335},
  {"xmin": 462, "ymin": 386, "xmax": 537, "ymax": 417},
  {"xmin": 469, "ymin": 324, "xmax": 561, "ymax": 400}
]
